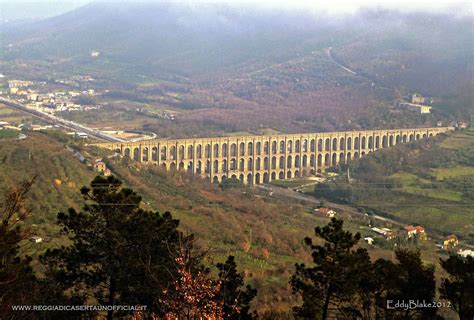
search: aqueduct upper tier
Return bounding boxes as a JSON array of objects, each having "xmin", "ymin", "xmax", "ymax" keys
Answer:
[{"xmin": 95, "ymin": 127, "xmax": 454, "ymax": 184}]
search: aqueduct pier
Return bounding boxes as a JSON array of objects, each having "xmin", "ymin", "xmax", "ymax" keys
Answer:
[{"xmin": 95, "ymin": 127, "xmax": 454, "ymax": 184}]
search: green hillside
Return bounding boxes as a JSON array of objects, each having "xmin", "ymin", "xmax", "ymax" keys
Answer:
[
  {"xmin": 2, "ymin": 130, "xmax": 468, "ymax": 317},
  {"xmin": 0, "ymin": 132, "xmax": 95, "ymax": 247},
  {"xmin": 315, "ymin": 128, "xmax": 474, "ymax": 244},
  {"xmin": 0, "ymin": 132, "xmax": 392, "ymax": 316}
]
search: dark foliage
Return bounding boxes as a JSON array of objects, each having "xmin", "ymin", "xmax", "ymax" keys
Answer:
[
  {"xmin": 216, "ymin": 255, "xmax": 258, "ymax": 320},
  {"xmin": 440, "ymin": 255, "xmax": 474, "ymax": 320},
  {"xmin": 42, "ymin": 175, "xmax": 181, "ymax": 319},
  {"xmin": 291, "ymin": 218, "xmax": 438, "ymax": 320}
]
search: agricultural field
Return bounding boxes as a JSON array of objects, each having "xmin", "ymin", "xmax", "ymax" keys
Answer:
[
  {"xmin": 0, "ymin": 103, "xmax": 32, "ymax": 124},
  {"xmin": 360, "ymin": 129, "xmax": 474, "ymax": 243}
]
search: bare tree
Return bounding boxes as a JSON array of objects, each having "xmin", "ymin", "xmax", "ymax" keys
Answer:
[
  {"xmin": 0, "ymin": 176, "xmax": 37, "ymax": 319},
  {"xmin": 158, "ymin": 236, "xmax": 226, "ymax": 320}
]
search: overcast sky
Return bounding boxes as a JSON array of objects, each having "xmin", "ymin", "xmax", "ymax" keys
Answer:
[{"xmin": 0, "ymin": 0, "xmax": 472, "ymax": 21}]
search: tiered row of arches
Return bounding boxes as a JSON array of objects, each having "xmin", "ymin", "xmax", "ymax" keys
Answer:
[{"xmin": 103, "ymin": 127, "xmax": 452, "ymax": 184}]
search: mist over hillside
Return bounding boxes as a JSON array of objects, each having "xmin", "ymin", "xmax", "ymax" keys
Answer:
[
  {"xmin": 1, "ymin": 2, "xmax": 473, "ymax": 129},
  {"xmin": 3, "ymin": 2, "xmax": 472, "ymax": 78}
]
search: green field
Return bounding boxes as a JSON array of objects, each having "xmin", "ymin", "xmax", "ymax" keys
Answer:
[
  {"xmin": 0, "ymin": 129, "xmax": 18, "ymax": 139},
  {"xmin": 390, "ymin": 172, "xmax": 464, "ymax": 202},
  {"xmin": 439, "ymin": 129, "xmax": 474, "ymax": 149},
  {"xmin": 432, "ymin": 166, "xmax": 474, "ymax": 179},
  {"xmin": 270, "ymin": 178, "xmax": 312, "ymax": 189},
  {"xmin": 358, "ymin": 129, "xmax": 474, "ymax": 243},
  {"xmin": 0, "ymin": 104, "xmax": 30, "ymax": 123}
]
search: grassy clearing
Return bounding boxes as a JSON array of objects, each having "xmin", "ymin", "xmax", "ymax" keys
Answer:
[
  {"xmin": 0, "ymin": 108, "xmax": 16, "ymax": 115},
  {"xmin": 0, "ymin": 105, "xmax": 29, "ymax": 123},
  {"xmin": 390, "ymin": 172, "xmax": 463, "ymax": 202},
  {"xmin": 358, "ymin": 192, "xmax": 473, "ymax": 237},
  {"xmin": 432, "ymin": 166, "xmax": 474, "ymax": 180},
  {"xmin": 270, "ymin": 178, "xmax": 312, "ymax": 189},
  {"xmin": 0, "ymin": 129, "xmax": 18, "ymax": 139},
  {"xmin": 439, "ymin": 130, "xmax": 474, "ymax": 149}
]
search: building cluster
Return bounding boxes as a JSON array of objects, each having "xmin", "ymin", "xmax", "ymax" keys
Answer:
[
  {"xmin": 0, "ymin": 120, "xmax": 56, "ymax": 132},
  {"xmin": 366, "ymin": 224, "xmax": 471, "ymax": 257},
  {"xmin": 3, "ymin": 79, "xmax": 101, "ymax": 114},
  {"xmin": 437, "ymin": 234, "xmax": 472, "ymax": 258},
  {"xmin": 66, "ymin": 131, "xmax": 89, "ymax": 139},
  {"xmin": 363, "ymin": 224, "xmax": 429, "ymax": 247},
  {"xmin": 0, "ymin": 120, "xmax": 19, "ymax": 131},
  {"xmin": 442, "ymin": 234, "xmax": 459, "ymax": 250},
  {"xmin": 397, "ymin": 93, "xmax": 433, "ymax": 114},
  {"xmin": 136, "ymin": 108, "xmax": 176, "ymax": 120},
  {"xmin": 157, "ymin": 112, "xmax": 175, "ymax": 120}
]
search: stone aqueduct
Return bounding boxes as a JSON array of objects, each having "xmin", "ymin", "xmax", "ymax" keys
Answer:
[{"xmin": 97, "ymin": 127, "xmax": 453, "ymax": 184}]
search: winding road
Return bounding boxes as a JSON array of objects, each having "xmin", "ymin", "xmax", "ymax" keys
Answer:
[{"xmin": 325, "ymin": 47, "xmax": 358, "ymax": 75}]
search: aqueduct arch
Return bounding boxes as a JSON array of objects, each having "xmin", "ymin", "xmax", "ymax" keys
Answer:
[{"xmin": 96, "ymin": 127, "xmax": 453, "ymax": 184}]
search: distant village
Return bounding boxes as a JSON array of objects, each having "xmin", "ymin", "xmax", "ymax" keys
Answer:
[{"xmin": 3, "ymin": 78, "xmax": 102, "ymax": 115}]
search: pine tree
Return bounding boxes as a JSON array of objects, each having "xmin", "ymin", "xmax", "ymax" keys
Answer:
[
  {"xmin": 440, "ymin": 255, "xmax": 474, "ymax": 320},
  {"xmin": 290, "ymin": 218, "xmax": 371, "ymax": 319},
  {"xmin": 216, "ymin": 255, "xmax": 257, "ymax": 320},
  {"xmin": 377, "ymin": 249, "xmax": 437, "ymax": 320},
  {"xmin": 42, "ymin": 175, "xmax": 181, "ymax": 320},
  {"xmin": 395, "ymin": 249, "xmax": 437, "ymax": 319}
]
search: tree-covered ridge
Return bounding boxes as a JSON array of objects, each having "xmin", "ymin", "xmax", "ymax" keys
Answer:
[
  {"xmin": 2, "ymin": 178, "xmax": 472, "ymax": 319},
  {"xmin": 2, "ymin": 175, "xmax": 258, "ymax": 319}
]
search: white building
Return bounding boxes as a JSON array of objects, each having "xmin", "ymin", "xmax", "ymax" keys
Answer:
[
  {"xmin": 364, "ymin": 237, "xmax": 375, "ymax": 245},
  {"xmin": 399, "ymin": 102, "xmax": 432, "ymax": 114},
  {"xmin": 30, "ymin": 236, "xmax": 43, "ymax": 243},
  {"xmin": 458, "ymin": 249, "xmax": 474, "ymax": 258}
]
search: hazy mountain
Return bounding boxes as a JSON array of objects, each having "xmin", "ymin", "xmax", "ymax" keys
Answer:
[
  {"xmin": 2, "ymin": 2, "xmax": 337, "ymax": 75},
  {"xmin": 2, "ymin": 2, "xmax": 473, "ymax": 122},
  {"xmin": 4, "ymin": 2, "xmax": 470, "ymax": 79}
]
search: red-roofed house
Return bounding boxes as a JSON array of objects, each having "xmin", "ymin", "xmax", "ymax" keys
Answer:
[{"xmin": 404, "ymin": 225, "xmax": 427, "ymax": 240}]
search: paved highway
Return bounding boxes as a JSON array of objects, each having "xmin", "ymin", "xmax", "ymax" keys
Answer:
[{"xmin": 0, "ymin": 97, "xmax": 124, "ymax": 142}]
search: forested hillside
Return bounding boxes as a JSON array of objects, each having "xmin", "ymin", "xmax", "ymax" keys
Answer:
[{"xmin": 0, "ymin": 132, "xmax": 368, "ymax": 317}]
